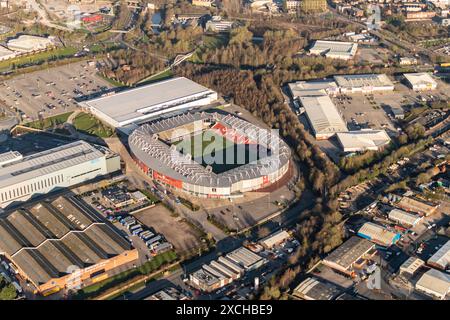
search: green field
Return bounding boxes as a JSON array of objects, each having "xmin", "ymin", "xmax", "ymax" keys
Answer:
[
  {"xmin": 24, "ymin": 112, "xmax": 73, "ymax": 130},
  {"xmin": 72, "ymin": 112, "xmax": 115, "ymax": 138},
  {"xmin": 175, "ymin": 130, "xmax": 264, "ymax": 174}
]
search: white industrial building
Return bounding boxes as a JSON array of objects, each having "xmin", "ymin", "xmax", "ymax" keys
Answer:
[
  {"xmin": 259, "ymin": 230, "xmax": 291, "ymax": 249},
  {"xmin": 298, "ymin": 95, "xmax": 348, "ymax": 140},
  {"xmin": 336, "ymin": 130, "xmax": 391, "ymax": 152},
  {"xmin": 0, "ymin": 141, "xmax": 121, "ymax": 208},
  {"xmin": 404, "ymin": 73, "xmax": 438, "ymax": 91},
  {"xmin": 0, "ymin": 45, "xmax": 17, "ymax": 61},
  {"xmin": 293, "ymin": 277, "xmax": 341, "ymax": 300},
  {"xmin": 415, "ymin": 268, "xmax": 450, "ymax": 300},
  {"xmin": 399, "ymin": 256, "xmax": 424, "ymax": 276},
  {"xmin": 6, "ymin": 35, "xmax": 54, "ymax": 53},
  {"xmin": 334, "ymin": 74, "xmax": 395, "ymax": 93},
  {"xmin": 357, "ymin": 222, "xmax": 401, "ymax": 247},
  {"xmin": 80, "ymin": 77, "xmax": 218, "ymax": 128},
  {"xmin": 388, "ymin": 209, "xmax": 423, "ymax": 227},
  {"xmin": 288, "ymin": 80, "xmax": 339, "ymax": 98},
  {"xmin": 309, "ymin": 40, "xmax": 358, "ymax": 60},
  {"xmin": 206, "ymin": 17, "xmax": 235, "ymax": 32},
  {"xmin": 427, "ymin": 240, "xmax": 450, "ymax": 271}
]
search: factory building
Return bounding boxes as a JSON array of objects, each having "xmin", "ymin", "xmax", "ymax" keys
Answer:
[
  {"xmin": 0, "ymin": 141, "xmax": 121, "ymax": 209},
  {"xmin": 309, "ymin": 40, "xmax": 358, "ymax": 60},
  {"xmin": 259, "ymin": 229, "xmax": 291, "ymax": 249},
  {"xmin": 206, "ymin": 18, "xmax": 236, "ymax": 32},
  {"xmin": 298, "ymin": 95, "xmax": 348, "ymax": 140},
  {"xmin": 292, "ymin": 277, "xmax": 341, "ymax": 300},
  {"xmin": 80, "ymin": 77, "xmax": 218, "ymax": 128},
  {"xmin": 336, "ymin": 130, "xmax": 391, "ymax": 152},
  {"xmin": 0, "ymin": 196, "xmax": 138, "ymax": 295},
  {"xmin": 357, "ymin": 222, "xmax": 401, "ymax": 247},
  {"xmin": 322, "ymin": 236, "xmax": 376, "ymax": 277},
  {"xmin": 403, "ymin": 73, "xmax": 438, "ymax": 91},
  {"xmin": 399, "ymin": 256, "xmax": 424, "ymax": 276},
  {"xmin": 288, "ymin": 79, "xmax": 339, "ymax": 98},
  {"xmin": 6, "ymin": 35, "xmax": 55, "ymax": 53},
  {"xmin": 388, "ymin": 209, "xmax": 423, "ymax": 228},
  {"xmin": 415, "ymin": 269, "xmax": 450, "ymax": 300},
  {"xmin": 396, "ymin": 197, "xmax": 439, "ymax": 216},
  {"xmin": 189, "ymin": 247, "xmax": 266, "ymax": 292},
  {"xmin": 427, "ymin": 240, "xmax": 450, "ymax": 271},
  {"xmin": 333, "ymin": 74, "xmax": 395, "ymax": 94}
]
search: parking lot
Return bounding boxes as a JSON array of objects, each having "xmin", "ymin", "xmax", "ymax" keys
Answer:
[
  {"xmin": 0, "ymin": 131, "xmax": 74, "ymax": 156},
  {"xmin": 0, "ymin": 61, "xmax": 113, "ymax": 123}
]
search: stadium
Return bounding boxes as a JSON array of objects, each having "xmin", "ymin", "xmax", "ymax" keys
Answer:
[{"xmin": 128, "ymin": 112, "xmax": 291, "ymax": 198}]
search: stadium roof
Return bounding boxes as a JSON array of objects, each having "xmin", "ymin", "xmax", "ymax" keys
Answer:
[
  {"xmin": 128, "ymin": 112, "xmax": 291, "ymax": 188},
  {"xmin": 288, "ymin": 80, "xmax": 338, "ymax": 98},
  {"xmin": 404, "ymin": 73, "xmax": 437, "ymax": 88},
  {"xmin": 0, "ymin": 141, "xmax": 108, "ymax": 189},
  {"xmin": 81, "ymin": 77, "xmax": 217, "ymax": 127},
  {"xmin": 336, "ymin": 130, "xmax": 391, "ymax": 152},
  {"xmin": 427, "ymin": 240, "xmax": 450, "ymax": 270},
  {"xmin": 323, "ymin": 236, "xmax": 375, "ymax": 271},
  {"xmin": 334, "ymin": 74, "xmax": 394, "ymax": 89},
  {"xmin": 0, "ymin": 197, "xmax": 131, "ymax": 286},
  {"xmin": 299, "ymin": 95, "xmax": 348, "ymax": 137},
  {"xmin": 416, "ymin": 269, "xmax": 450, "ymax": 299}
]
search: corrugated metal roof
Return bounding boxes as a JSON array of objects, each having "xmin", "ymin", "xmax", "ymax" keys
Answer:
[
  {"xmin": 416, "ymin": 269, "xmax": 450, "ymax": 298},
  {"xmin": 337, "ymin": 130, "xmax": 391, "ymax": 151},
  {"xmin": 427, "ymin": 240, "xmax": 450, "ymax": 270},
  {"xmin": 334, "ymin": 74, "xmax": 394, "ymax": 89},
  {"xmin": 324, "ymin": 236, "xmax": 374, "ymax": 270},
  {"xmin": 388, "ymin": 209, "xmax": 422, "ymax": 226},
  {"xmin": 358, "ymin": 222, "xmax": 400, "ymax": 246}
]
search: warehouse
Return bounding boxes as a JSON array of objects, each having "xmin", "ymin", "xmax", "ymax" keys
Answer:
[
  {"xmin": 0, "ymin": 141, "xmax": 121, "ymax": 209},
  {"xmin": 403, "ymin": 73, "xmax": 438, "ymax": 91},
  {"xmin": 323, "ymin": 236, "xmax": 376, "ymax": 276},
  {"xmin": 399, "ymin": 256, "xmax": 424, "ymax": 276},
  {"xmin": 0, "ymin": 196, "xmax": 139, "ymax": 295},
  {"xmin": 388, "ymin": 209, "xmax": 423, "ymax": 227},
  {"xmin": 6, "ymin": 35, "xmax": 55, "ymax": 53},
  {"xmin": 336, "ymin": 130, "xmax": 391, "ymax": 152},
  {"xmin": 334, "ymin": 74, "xmax": 395, "ymax": 93},
  {"xmin": 259, "ymin": 230, "xmax": 291, "ymax": 249},
  {"xmin": 357, "ymin": 222, "xmax": 401, "ymax": 247},
  {"xmin": 299, "ymin": 95, "xmax": 348, "ymax": 140},
  {"xmin": 415, "ymin": 269, "xmax": 450, "ymax": 300},
  {"xmin": 288, "ymin": 79, "xmax": 339, "ymax": 99},
  {"xmin": 427, "ymin": 240, "xmax": 450, "ymax": 271},
  {"xmin": 226, "ymin": 247, "xmax": 267, "ymax": 271},
  {"xmin": 309, "ymin": 40, "xmax": 358, "ymax": 60},
  {"xmin": 396, "ymin": 197, "xmax": 439, "ymax": 216},
  {"xmin": 80, "ymin": 77, "xmax": 218, "ymax": 128},
  {"xmin": 292, "ymin": 277, "xmax": 341, "ymax": 300}
]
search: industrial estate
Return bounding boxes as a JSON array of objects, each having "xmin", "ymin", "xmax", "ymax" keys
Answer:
[{"xmin": 0, "ymin": 0, "xmax": 448, "ymax": 306}]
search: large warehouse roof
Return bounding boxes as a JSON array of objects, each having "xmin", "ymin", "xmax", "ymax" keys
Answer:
[
  {"xmin": 128, "ymin": 112, "xmax": 291, "ymax": 188},
  {"xmin": 0, "ymin": 141, "xmax": 107, "ymax": 189},
  {"xmin": 334, "ymin": 74, "xmax": 394, "ymax": 90},
  {"xmin": 299, "ymin": 95, "xmax": 348, "ymax": 137},
  {"xmin": 309, "ymin": 40, "xmax": 358, "ymax": 60},
  {"xmin": 336, "ymin": 130, "xmax": 391, "ymax": 152},
  {"xmin": 404, "ymin": 73, "xmax": 437, "ymax": 90},
  {"xmin": 357, "ymin": 222, "xmax": 401, "ymax": 246},
  {"xmin": 0, "ymin": 196, "xmax": 131, "ymax": 286},
  {"xmin": 323, "ymin": 236, "xmax": 375, "ymax": 271},
  {"xmin": 415, "ymin": 269, "xmax": 450, "ymax": 299},
  {"xmin": 6, "ymin": 35, "xmax": 54, "ymax": 52},
  {"xmin": 293, "ymin": 277, "xmax": 341, "ymax": 300},
  {"xmin": 81, "ymin": 77, "xmax": 217, "ymax": 127},
  {"xmin": 427, "ymin": 240, "xmax": 450, "ymax": 270},
  {"xmin": 388, "ymin": 209, "xmax": 422, "ymax": 227},
  {"xmin": 288, "ymin": 80, "xmax": 338, "ymax": 98}
]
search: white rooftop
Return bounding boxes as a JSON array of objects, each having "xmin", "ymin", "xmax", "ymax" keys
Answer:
[
  {"xmin": 416, "ymin": 269, "xmax": 450, "ymax": 299},
  {"xmin": 288, "ymin": 80, "xmax": 338, "ymax": 98},
  {"xmin": 7, "ymin": 35, "xmax": 53, "ymax": 52},
  {"xmin": 309, "ymin": 40, "xmax": 358, "ymax": 59},
  {"xmin": 299, "ymin": 95, "xmax": 348, "ymax": 136},
  {"xmin": 0, "ymin": 45, "xmax": 16, "ymax": 60},
  {"xmin": 82, "ymin": 77, "xmax": 217, "ymax": 127},
  {"xmin": 336, "ymin": 130, "xmax": 391, "ymax": 152},
  {"xmin": 334, "ymin": 74, "xmax": 394, "ymax": 89},
  {"xmin": 428, "ymin": 240, "xmax": 450, "ymax": 270},
  {"xmin": 404, "ymin": 73, "xmax": 437, "ymax": 88}
]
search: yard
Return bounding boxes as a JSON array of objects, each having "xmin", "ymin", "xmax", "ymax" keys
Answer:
[
  {"xmin": 72, "ymin": 112, "xmax": 115, "ymax": 138},
  {"xmin": 24, "ymin": 111, "xmax": 73, "ymax": 130}
]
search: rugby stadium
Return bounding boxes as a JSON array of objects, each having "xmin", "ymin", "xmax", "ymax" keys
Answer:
[{"xmin": 128, "ymin": 112, "xmax": 291, "ymax": 198}]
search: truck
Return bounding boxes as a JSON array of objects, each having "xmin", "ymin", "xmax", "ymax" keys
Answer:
[
  {"xmin": 132, "ymin": 228, "xmax": 144, "ymax": 236},
  {"xmin": 145, "ymin": 235, "xmax": 162, "ymax": 247},
  {"xmin": 129, "ymin": 224, "xmax": 142, "ymax": 231}
]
